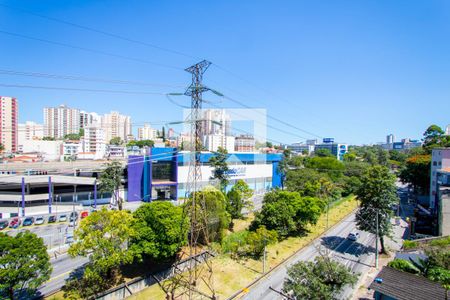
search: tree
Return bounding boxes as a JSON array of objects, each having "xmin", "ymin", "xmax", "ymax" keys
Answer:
[
  {"xmin": 283, "ymin": 255, "xmax": 357, "ymax": 300},
  {"xmin": 64, "ymin": 133, "xmax": 81, "ymax": 140},
  {"xmin": 422, "ymin": 124, "xmax": 450, "ymax": 153},
  {"xmin": 0, "ymin": 232, "xmax": 52, "ymax": 300},
  {"xmin": 42, "ymin": 136, "xmax": 55, "ymax": 141},
  {"xmin": 130, "ymin": 201, "xmax": 189, "ymax": 262},
  {"xmin": 244, "ymin": 226, "xmax": 278, "ymax": 258},
  {"xmin": 99, "ymin": 161, "xmax": 124, "ymax": 210},
  {"xmin": 305, "ymin": 156, "xmax": 345, "ymax": 181},
  {"xmin": 186, "ymin": 186, "xmax": 231, "ymax": 243},
  {"xmin": 161, "ymin": 127, "xmax": 166, "ymax": 142},
  {"xmin": 209, "ymin": 147, "xmax": 229, "ymax": 192},
  {"xmin": 226, "ymin": 180, "xmax": 253, "ymax": 219},
  {"xmin": 314, "ymin": 148, "xmax": 334, "ymax": 157},
  {"xmin": 399, "ymin": 154, "xmax": 431, "ymax": 194},
  {"xmin": 127, "ymin": 140, "xmax": 154, "ymax": 148},
  {"xmin": 66, "ymin": 208, "xmax": 135, "ymax": 298},
  {"xmin": 0, "ymin": 143, "xmax": 5, "ymax": 153},
  {"xmin": 355, "ymin": 165, "xmax": 398, "ymax": 254},
  {"xmin": 109, "ymin": 137, "xmax": 123, "ymax": 145},
  {"xmin": 277, "ymin": 149, "xmax": 291, "ymax": 188},
  {"xmin": 286, "ymin": 168, "xmax": 325, "ymax": 197},
  {"xmin": 250, "ymin": 190, "xmax": 324, "ymax": 238}
]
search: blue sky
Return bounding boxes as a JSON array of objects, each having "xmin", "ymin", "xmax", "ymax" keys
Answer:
[{"xmin": 1, "ymin": 0, "xmax": 449, "ymax": 145}]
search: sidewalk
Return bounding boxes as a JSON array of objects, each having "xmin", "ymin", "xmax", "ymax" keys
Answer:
[{"xmin": 352, "ymin": 219, "xmax": 408, "ymax": 300}]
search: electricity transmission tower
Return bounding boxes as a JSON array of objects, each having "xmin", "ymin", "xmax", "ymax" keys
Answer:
[{"xmin": 165, "ymin": 60, "xmax": 216, "ymax": 300}]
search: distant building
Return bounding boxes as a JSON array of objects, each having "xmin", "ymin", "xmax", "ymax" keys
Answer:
[
  {"xmin": 21, "ymin": 140, "xmax": 62, "ymax": 161},
  {"xmin": 0, "ymin": 96, "xmax": 18, "ymax": 153},
  {"xmin": 446, "ymin": 124, "xmax": 450, "ymax": 135},
  {"xmin": 430, "ymin": 148, "xmax": 450, "ymax": 209},
  {"xmin": 106, "ymin": 145, "xmax": 127, "ymax": 159},
  {"xmin": 44, "ymin": 104, "xmax": 81, "ymax": 139},
  {"xmin": 386, "ymin": 134, "xmax": 395, "ymax": 145},
  {"xmin": 203, "ymin": 134, "xmax": 235, "ymax": 153},
  {"xmin": 392, "ymin": 138, "xmax": 422, "ymax": 151},
  {"xmin": 235, "ymin": 134, "xmax": 255, "ymax": 152},
  {"xmin": 137, "ymin": 123, "xmax": 157, "ymax": 140},
  {"xmin": 80, "ymin": 111, "xmax": 101, "ymax": 129},
  {"xmin": 83, "ymin": 126, "xmax": 106, "ymax": 159},
  {"xmin": 101, "ymin": 111, "xmax": 132, "ymax": 143},
  {"xmin": 168, "ymin": 128, "xmax": 175, "ymax": 138},
  {"xmin": 18, "ymin": 121, "xmax": 44, "ymax": 143},
  {"xmin": 288, "ymin": 142, "xmax": 315, "ymax": 155},
  {"xmin": 63, "ymin": 140, "xmax": 82, "ymax": 160},
  {"xmin": 314, "ymin": 138, "xmax": 348, "ymax": 160},
  {"xmin": 435, "ymin": 169, "xmax": 450, "ymax": 236}
]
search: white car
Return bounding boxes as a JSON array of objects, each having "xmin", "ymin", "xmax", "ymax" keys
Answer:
[
  {"xmin": 58, "ymin": 215, "xmax": 67, "ymax": 222},
  {"xmin": 35, "ymin": 216, "xmax": 45, "ymax": 225},
  {"xmin": 347, "ymin": 232, "xmax": 360, "ymax": 241}
]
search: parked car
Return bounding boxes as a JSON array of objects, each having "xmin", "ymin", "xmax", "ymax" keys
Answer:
[
  {"xmin": 58, "ymin": 214, "xmax": 67, "ymax": 222},
  {"xmin": 35, "ymin": 216, "xmax": 45, "ymax": 225},
  {"xmin": 347, "ymin": 232, "xmax": 360, "ymax": 241},
  {"xmin": 48, "ymin": 215, "xmax": 57, "ymax": 223},
  {"xmin": 0, "ymin": 220, "xmax": 8, "ymax": 230},
  {"xmin": 23, "ymin": 217, "xmax": 34, "ymax": 226},
  {"xmin": 9, "ymin": 218, "xmax": 21, "ymax": 228},
  {"xmin": 68, "ymin": 220, "xmax": 77, "ymax": 227},
  {"xmin": 69, "ymin": 211, "xmax": 78, "ymax": 222},
  {"xmin": 81, "ymin": 211, "xmax": 89, "ymax": 219}
]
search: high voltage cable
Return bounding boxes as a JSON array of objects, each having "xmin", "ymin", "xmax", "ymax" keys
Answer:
[
  {"xmin": 0, "ymin": 83, "xmax": 166, "ymax": 95},
  {"xmin": 0, "ymin": 2, "xmax": 200, "ymax": 61},
  {"xmin": 0, "ymin": 69, "xmax": 185, "ymax": 88},
  {"xmin": 0, "ymin": 4, "xmax": 324, "ymax": 140},
  {"xmin": 0, "ymin": 30, "xmax": 183, "ymax": 71}
]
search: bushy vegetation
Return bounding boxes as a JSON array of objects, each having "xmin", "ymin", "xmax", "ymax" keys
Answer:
[{"xmin": 222, "ymin": 226, "xmax": 278, "ymax": 259}]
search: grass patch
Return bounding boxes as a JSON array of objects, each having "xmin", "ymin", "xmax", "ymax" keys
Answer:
[
  {"xmin": 44, "ymin": 291, "xmax": 65, "ymax": 300},
  {"xmin": 130, "ymin": 196, "xmax": 358, "ymax": 300},
  {"xmin": 403, "ymin": 240, "xmax": 419, "ymax": 250},
  {"xmin": 429, "ymin": 236, "xmax": 450, "ymax": 248}
]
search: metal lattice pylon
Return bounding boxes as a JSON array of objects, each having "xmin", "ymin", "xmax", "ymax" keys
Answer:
[{"xmin": 164, "ymin": 60, "xmax": 216, "ymax": 300}]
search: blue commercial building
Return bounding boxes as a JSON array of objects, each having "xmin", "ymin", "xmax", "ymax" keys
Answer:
[{"xmin": 127, "ymin": 148, "xmax": 283, "ymax": 201}]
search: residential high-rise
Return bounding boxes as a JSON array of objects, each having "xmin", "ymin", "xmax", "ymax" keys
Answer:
[
  {"xmin": 430, "ymin": 148, "xmax": 450, "ymax": 209},
  {"xmin": 83, "ymin": 126, "xmax": 106, "ymax": 159},
  {"xmin": 0, "ymin": 96, "xmax": 18, "ymax": 152},
  {"xmin": 199, "ymin": 109, "xmax": 234, "ymax": 152},
  {"xmin": 137, "ymin": 123, "xmax": 157, "ymax": 140},
  {"xmin": 446, "ymin": 125, "xmax": 450, "ymax": 136},
  {"xmin": 18, "ymin": 121, "xmax": 44, "ymax": 151},
  {"xmin": 101, "ymin": 111, "xmax": 132, "ymax": 143},
  {"xmin": 80, "ymin": 111, "xmax": 101, "ymax": 129},
  {"xmin": 235, "ymin": 134, "xmax": 256, "ymax": 152},
  {"xmin": 43, "ymin": 104, "xmax": 80, "ymax": 138},
  {"xmin": 386, "ymin": 134, "xmax": 395, "ymax": 145}
]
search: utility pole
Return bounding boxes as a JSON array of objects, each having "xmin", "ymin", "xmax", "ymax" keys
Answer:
[{"xmin": 375, "ymin": 210, "xmax": 379, "ymax": 269}]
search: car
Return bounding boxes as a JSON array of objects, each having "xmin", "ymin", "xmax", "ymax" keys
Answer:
[
  {"xmin": 81, "ymin": 211, "xmax": 89, "ymax": 219},
  {"xmin": 69, "ymin": 211, "xmax": 78, "ymax": 222},
  {"xmin": 9, "ymin": 218, "xmax": 21, "ymax": 228},
  {"xmin": 35, "ymin": 216, "xmax": 45, "ymax": 225},
  {"xmin": 65, "ymin": 234, "xmax": 74, "ymax": 244},
  {"xmin": 22, "ymin": 217, "xmax": 34, "ymax": 226},
  {"xmin": 58, "ymin": 214, "xmax": 67, "ymax": 222},
  {"xmin": 347, "ymin": 232, "xmax": 360, "ymax": 241},
  {"xmin": 0, "ymin": 220, "xmax": 8, "ymax": 230},
  {"xmin": 68, "ymin": 220, "xmax": 78, "ymax": 227},
  {"xmin": 48, "ymin": 215, "xmax": 57, "ymax": 223}
]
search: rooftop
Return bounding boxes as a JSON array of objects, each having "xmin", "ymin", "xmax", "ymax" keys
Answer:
[{"xmin": 369, "ymin": 267, "xmax": 447, "ymax": 300}]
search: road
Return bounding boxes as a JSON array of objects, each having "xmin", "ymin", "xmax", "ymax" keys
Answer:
[
  {"xmin": 241, "ymin": 211, "xmax": 406, "ymax": 300},
  {"xmin": 38, "ymin": 253, "xmax": 89, "ymax": 296}
]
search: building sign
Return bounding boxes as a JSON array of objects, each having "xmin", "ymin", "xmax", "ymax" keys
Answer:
[{"xmin": 225, "ymin": 167, "xmax": 246, "ymax": 177}]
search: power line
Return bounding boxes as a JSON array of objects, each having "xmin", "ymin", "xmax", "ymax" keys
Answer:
[
  {"xmin": 0, "ymin": 69, "xmax": 185, "ymax": 88},
  {"xmin": 0, "ymin": 2, "xmax": 200, "ymax": 61},
  {"xmin": 0, "ymin": 30, "xmax": 183, "ymax": 71}
]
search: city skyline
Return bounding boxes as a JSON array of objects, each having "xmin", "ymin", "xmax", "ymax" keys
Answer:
[{"xmin": 2, "ymin": 1, "xmax": 450, "ymax": 144}]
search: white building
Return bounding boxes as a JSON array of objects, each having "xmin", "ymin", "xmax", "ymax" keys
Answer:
[
  {"xmin": 83, "ymin": 126, "xmax": 106, "ymax": 160},
  {"xmin": 203, "ymin": 134, "xmax": 235, "ymax": 153},
  {"xmin": 106, "ymin": 145, "xmax": 127, "ymax": 159},
  {"xmin": 21, "ymin": 140, "xmax": 62, "ymax": 161},
  {"xmin": 63, "ymin": 141, "xmax": 82, "ymax": 160},
  {"xmin": 200, "ymin": 109, "xmax": 231, "ymax": 137},
  {"xmin": 430, "ymin": 148, "xmax": 450, "ymax": 209},
  {"xmin": 446, "ymin": 125, "xmax": 450, "ymax": 136},
  {"xmin": 80, "ymin": 111, "xmax": 101, "ymax": 129},
  {"xmin": 138, "ymin": 124, "xmax": 157, "ymax": 140},
  {"xmin": 18, "ymin": 121, "xmax": 44, "ymax": 152},
  {"xmin": 288, "ymin": 142, "xmax": 315, "ymax": 155},
  {"xmin": 44, "ymin": 104, "xmax": 80, "ymax": 139},
  {"xmin": 0, "ymin": 96, "xmax": 18, "ymax": 153},
  {"xmin": 101, "ymin": 111, "xmax": 132, "ymax": 143}
]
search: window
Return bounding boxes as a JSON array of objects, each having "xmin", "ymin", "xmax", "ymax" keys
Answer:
[{"xmin": 433, "ymin": 161, "xmax": 437, "ymax": 166}]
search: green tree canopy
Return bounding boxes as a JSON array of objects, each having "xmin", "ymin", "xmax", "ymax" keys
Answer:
[
  {"xmin": 209, "ymin": 147, "xmax": 229, "ymax": 192},
  {"xmin": 65, "ymin": 208, "xmax": 135, "ymax": 298},
  {"xmin": 305, "ymin": 156, "xmax": 345, "ymax": 181},
  {"xmin": 250, "ymin": 190, "xmax": 324, "ymax": 238},
  {"xmin": 0, "ymin": 232, "xmax": 52, "ymax": 300},
  {"xmin": 131, "ymin": 201, "xmax": 188, "ymax": 261},
  {"xmin": 99, "ymin": 161, "xmax": 124, "ymax": 210},
  {"xmin": 286, "ymin": 168, "xmax": 326, "ymax": 197},
  {"xmin": 127, "ymin": 140, "xmax": 154, "ymax": 148},
  {"xmin": 63, "ymin": 133, "xmax": 82, "ymax": 140},
  {"xmin": 283, "ymin": 255, "xmax": 357, "ymax": 300},
  {"xmin": 399, "ymin": 154, "xmax": 431, "ymax": 194},
  {"xmin": 314, "ymin": 148, "xmax": 334, "ymax": 157},
  {"xmin": 226, "ymin": 180, "xmax": 253, "ymax": 219},
  {"xmin": 186, "ymin": 186, "xmax": 231, "ymax": 243},
  {"xmin": 109, "ymin": 137, "xmax": 123, "ymax": 145},
  {"xmin": 422, "ymin": 124, "xmax": 450, "ymax": 153},
  {"xmin": 355, "ymin": 165, "xmax": 398, "ymax": 254}
]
